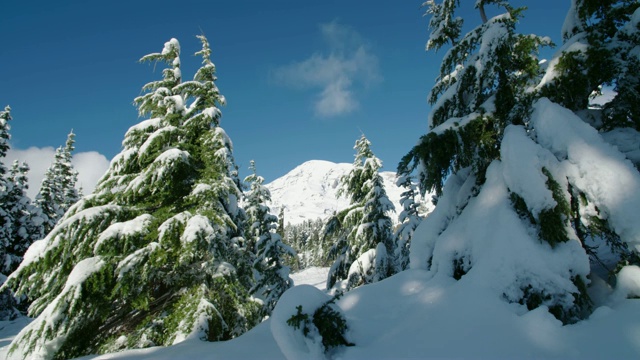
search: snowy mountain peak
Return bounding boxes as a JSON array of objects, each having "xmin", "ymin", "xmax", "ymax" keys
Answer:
[{"xmin": 265, "ymin": 160, "xmax": 422, "ymax": 226}]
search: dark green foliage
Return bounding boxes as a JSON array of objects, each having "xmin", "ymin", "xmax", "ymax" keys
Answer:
[
  {"xmin": 509, "ymin": 192, "xmax": 536, "ymax": 225},
  {"xmin": 400, "ymin": 130, "xmax": 458, "ymax": 197},
  {"xmin": 51, "ymin": 263, "xmax": 115, "ymax": 360},
  {"xmin": 286, "ymin": 294, "xmax": 354, "ymax": 352},
  {"xmin": 538, "ymin": 169, "xmax": 571, "ymax": 247},
  {"xmin": 452, "ymin": 255, "xmax": 470, "ymax": 280},
  {"xmin": 568, "ymin": 184, "xmax": 640, "ymax": 281},
  {"xmin": 312, "ymin": 299, "xmax": 354, "ymax": 350},
  {"xmin": 543, "ymin": 0, "xmax": 640, "ymax": 130},
  {"xmin": 287, "ymin": 306, "xmax": 311, "ymax": 336},
  {"xmin": 510, "ymin": 169, "xmax": 572, "ymax": 248},
  {"xmin": 402, "ymin": 2, "xmax": 550, "ymax": 198},
  {"xmin": 424, "ymin": 0, "xmax": 462, "ymax": 51},
  {"xmin": 400, "ymin": 114, "xmax": 502, "ymax": 197},
  {"xmin": 518, "ymin": 275, "xmax": 592, "ymax": 325},
  {"xmin": 540, "ymin": 50, "xmax": 597, "ymax": 112}
]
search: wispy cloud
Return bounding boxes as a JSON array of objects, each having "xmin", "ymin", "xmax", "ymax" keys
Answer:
[
  {"xmin": 273, "ymin": 21, "xmax": 381, "ymax": 118},
  {"xmin": 6, "ymin": 147, "xmax": 110, "ymax": 199}
]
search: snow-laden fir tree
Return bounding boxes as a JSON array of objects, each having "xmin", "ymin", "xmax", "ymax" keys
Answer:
[
  {"xmin": 35, "ymin": 130, "xmax": 80, "ymax": 235},
  {"xmin": 0, "ymin": 109, "xmax": 45, "ymax": 319},
  {"xmin": 402, "ymin": 0, "xmax": 640, "ymax": 325},
  {"xmin": 393, "ymin": 173, "xmax": 422, "ymax": 272},
  {"xmin": 543, "ymin": 0, "xmax": 640, "ymax": 132},
  {"xmin": 244, "ymin": 160, "xmax": 295, "ymax": 316},
  {"xmin": 1, "ymin": 36, "xmax": 261, "ymax": 360},
  {"xmin": 0, "ymin": 106, "xmax": 20, "ymax": 321},
  {"xmin": 59, "ymin": 132, "xmax": 81, "ymax": 210},
  {"xmin": 3, "ymin": 161, "xmax": 43, "ymax": 274},
  {"xmin": 325, "ymin": 135, "xmax": 395, "ymax": 290},
  {"xmin": 537, "ymin": 0, "xmax": 640, "ymax": 279},
  {"xmin": 0, "ymin": 106, "xmax": 13, "ymax": 267}
]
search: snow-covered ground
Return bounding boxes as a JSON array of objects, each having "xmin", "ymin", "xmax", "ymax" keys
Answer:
[
  {"xmin": 0, "ymin": 268, "xmax": 330, "ymax": 360},
  {"xmin": 0, "ymin": 317, "xmax": 31, "ymax": 356},
  {"xmin": 290, "ymin": 266, "xmax": 329, "ymax": 291},
  {"xmin": 1, "ymin": 267, "xmax": 639, "ymax": 359}
]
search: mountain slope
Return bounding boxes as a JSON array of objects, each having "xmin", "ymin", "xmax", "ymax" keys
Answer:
[{"xmin": 265, "ymin": 160, "xmax": 429, "ymax": 226}]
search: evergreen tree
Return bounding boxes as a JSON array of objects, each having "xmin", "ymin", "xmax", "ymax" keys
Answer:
[
  {"xmin": 1, "ymin": 36, "xmax": 261, "ymax": 359},
  {"xmin": 325, "ymin": 135, "xmax": 395, "ymax": 290},
  {"xmin": 0, "ymin": 106, "xmax": 13, "ymax": 268},
  {"xmin": 393, "ymin": 173, "xmax": 422, "ymax": 272},
  {"xmin": 0, "ymin": 108, "xmax": 43, "ymax": 320},
  {"xmin": 403, "ymin": 0, "xmax": 640, "ymax": 325},
  {"xmin": 35, "ymin": 130, "xmax": 80, "ymax": 235},
  {"xmin": 542, "ymin": 0, "xmax": 640, "ymax": 131},
  {"xmin": 34, "ymin": 166, "xmax": 60, "ymax": 235},
  {"xmin": 539, "ymin": 0, "xmax": 640, "ymax": 277},
  {"xmin": 3, "ymin": 161, "xmax": 42, "ymax": 274},
  {"xmin": 0, "ymin": 106, "xmax": 10, "ymax": 175},
  {"xmin": 277, "ymin": 207, "xmax": 285, "ymax": 239},
  {"xmin": 244, "ymin": 161, "xmax": 295, "ymax": 316},
  {"xmin": 0, "ymin": 106, "xmax": 19, "ymax": 321},
  {"xmin": 60, "ymin": 131, "xmax": 80, "ymax": 210}
]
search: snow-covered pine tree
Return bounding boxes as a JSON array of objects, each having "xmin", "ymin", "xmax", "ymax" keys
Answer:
[
  {"xmin": 60, "ymin": 131, "xmax": 80, "ymax": 210},
  {"xmin": 538, "ymin": 0, "xmax": 640, "ymax": 279},
  {"xmin": 0, "ymin": 106, "xmax": 13, "ymax": 270},
  {"xmin": 1, "ymin": 36, "xmax": 261, "ymax": 360},
  {"xmin": 244, "ymin": 161, "xmax": 295, "ymax": 316},
  {"xmin": 542, "ymin": 0, "xmax": 640, "ymax": 132},
  {"xmin": 0, "ymin": 106, "xmax": 10, "ymax": 175},
  {"xmin": 3, "ymin": 161, "xmax": 41, "ymax": 275},
  {"xmin": 33, "ymin": 166, "xmax": 60, "ymax": 235},
  {"xmin": 403, "ymin": 0, "xmax": 640, "ymax": 325},
  {"xmin": 325, "ymin": 135, "xmax": 395, "ymax": 290},
  {"xmin": 0, "ymin": 106, "xmax": 20, "ymax": 321},
  {"xmin": 35, "ymin": 130, "xmax": 80, "ymax": 235},
  {"xmin": 393, "ymin": 173, "xmax": 422, "ymax": 272},
  {"xmin": 0, "ymin": 109, "xmax": 42, "ymax": 320},
  {"xmin": 277, "ymin": 207, "xmax": 285, "ymax": 239}
]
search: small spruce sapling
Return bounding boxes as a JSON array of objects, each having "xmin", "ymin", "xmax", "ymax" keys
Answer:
[{"xmin": 286, "ymin": 292, "xmax": 354, "ymax": 352}]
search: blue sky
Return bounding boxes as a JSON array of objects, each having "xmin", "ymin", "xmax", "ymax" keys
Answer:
[{"xmin": 1, "ymin": 0, "xmax": 569, "ymax": 191}]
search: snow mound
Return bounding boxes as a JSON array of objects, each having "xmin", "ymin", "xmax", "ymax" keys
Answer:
[
  {"xmin": 613, "ymin": 265, "xmax": 640, "ymax": 300},
  {"xmin": 270, "ymin": 285, "xmax": 330, "ymax": 360}
]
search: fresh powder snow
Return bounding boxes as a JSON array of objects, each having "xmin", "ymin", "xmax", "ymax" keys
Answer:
[{"xmin": 3, "ymin": 267, "xmax": 635, "ymax": 359}]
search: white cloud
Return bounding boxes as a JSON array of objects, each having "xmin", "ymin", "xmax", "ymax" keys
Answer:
[
  {"xmin": 5, "ymin": 147, "xmax": 110, "ymax": 199},
  {"xmin": 72, "ymin": 151, "xmax": 111, "ymax": 195},
  {"xmin": 274, "ymin": 21, "xmax": 381, "ymax": 117}
]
